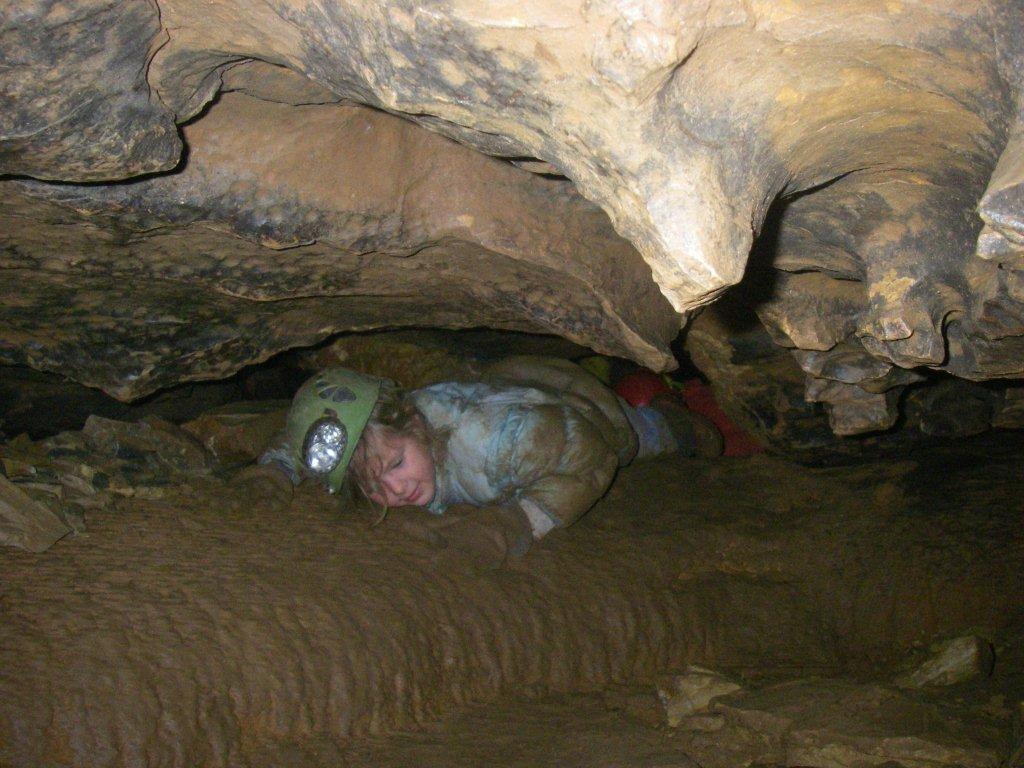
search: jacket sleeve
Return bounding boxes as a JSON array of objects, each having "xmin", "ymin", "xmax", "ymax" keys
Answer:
[
  {"xmin": 490, "ymin": 403, "xmax": 620, "ymax": 538},
  {"xmin": 257, "ymin": 432, "xmax": 303, "ymax": 485},
  {"xmin": 483, "ymin": 355, "xmax": 638, "ymax": 466}
]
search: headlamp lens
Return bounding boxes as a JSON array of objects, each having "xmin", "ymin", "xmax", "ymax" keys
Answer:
[{"xmin": 303, "ymin": 418, "xmax": 348, "ymax": 474}]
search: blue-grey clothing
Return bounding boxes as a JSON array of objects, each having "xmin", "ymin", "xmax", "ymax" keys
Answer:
[
  {"xmin": 623, "ymin": 403, "xmax": 684, "ymax": 459},
  {"xmin": 414, "ymin": 384, "xmax": 678, "ymax": 515},
  {"xmin": 409, "ymin": 356, "xmax": 643, "ymax": 538},
  {"xmin": 261, "ymin": 356, "xmax": 679, "ymax": 539}
]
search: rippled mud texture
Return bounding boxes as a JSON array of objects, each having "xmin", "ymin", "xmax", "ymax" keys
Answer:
[{"xmin": 2, "ymin": 432, "xmax": 1022, "ymax": 766}]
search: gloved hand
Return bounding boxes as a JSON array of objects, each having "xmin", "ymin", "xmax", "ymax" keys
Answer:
[
  {"xmin": 366, "ymin": 505, "xmax": 447, "ymax": 547},
  {"xmin": 429, "ymin": 504, "xmax": 534, "ymax": 571},
  {"xmin": 227, "ymin": 463, "xmax": 294, "ymax": 512},
  {"xmin": 373, "ymin": 504, "xmax": 533, "ymax": 571}
]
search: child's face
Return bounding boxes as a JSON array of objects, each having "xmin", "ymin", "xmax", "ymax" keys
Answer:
[{"xmin": 366, "ymin": 432, "xmax": 435, "ymax": 508}]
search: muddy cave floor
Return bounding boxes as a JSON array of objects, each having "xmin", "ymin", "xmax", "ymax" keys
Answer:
[{"xmin": 2, "ymin": 427, "xmax": 1024, "ymax": 767}]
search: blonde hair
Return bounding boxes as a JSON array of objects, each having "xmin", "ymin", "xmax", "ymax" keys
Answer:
[{"xmin": 348, "ymin": 382, "xmax": 431, "ymax": 510}]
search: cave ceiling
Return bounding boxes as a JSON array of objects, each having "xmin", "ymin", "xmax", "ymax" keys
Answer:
[{"xmin": 1, "ymin": 0, "xmax": 1023, "ymax": 437}]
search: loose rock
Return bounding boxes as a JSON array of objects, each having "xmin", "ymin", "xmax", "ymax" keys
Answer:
[
  {"xmin": 82, "ymin": 415, "xmax": 211, "ymax": 473},
  {"xmin": 678, "ymin": 679, "xmax": 1004, "ymax": 768},
  {"xmin": 181, "ymin": 400, "xmax": 289, "ymax": 467},
  {"xmin": 895, "ymin": 635, "xmax": 996, "ymax": 689},
  {"xmin": 658, "ymin": 666, "xmax": 743, "ymax": 727},
  {"xmin": 0, "ymin": 474, "xmax": 70, "ymax": 552}
]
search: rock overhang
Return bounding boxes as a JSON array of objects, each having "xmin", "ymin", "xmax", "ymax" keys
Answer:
[{"xmin": 1, "ymin": 0, "xmax": 1023, "ymax": 439}]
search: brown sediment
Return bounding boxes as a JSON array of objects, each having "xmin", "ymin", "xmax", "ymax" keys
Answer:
[{"xmin": 1, "ymin": 442, "xmax": 1022, "ymax": 766}]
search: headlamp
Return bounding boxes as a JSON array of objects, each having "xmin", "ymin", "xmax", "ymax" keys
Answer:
[{"xmin": 303, "ymin": 417, "xmax": 348, "ymax": 475}]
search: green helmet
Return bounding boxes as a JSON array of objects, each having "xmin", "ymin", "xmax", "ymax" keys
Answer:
[{"xmin": 284, "ymin": 367, "xmax": 382, "ymax": 492}]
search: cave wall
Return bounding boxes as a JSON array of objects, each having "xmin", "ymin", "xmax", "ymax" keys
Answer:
[
  {"xmin": 2, "ymin": 0, "xmax": 1023, "ymax": 436},
  {"xmin": 1, "ymin": 81, "xmax": 677, "ymax": 398}
]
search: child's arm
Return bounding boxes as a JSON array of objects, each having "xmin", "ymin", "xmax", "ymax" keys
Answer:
[
  {"xmin": 231, "ymin": 462, "xmax": 294, "ymax": 502},
  {"xmin": 496, "ymin": 404, "xmax": 620, "ymax": 538},
  {"xmin": 255, "ymin": 440, "xmax": 303, "ymax": 485},
  {"xmin": 228, "ymin": 434, "xmax": 297, "ymax": 510}
]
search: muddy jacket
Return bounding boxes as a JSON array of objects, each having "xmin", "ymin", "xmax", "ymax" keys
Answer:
[
  {"xmin": 260, "ymin": 356, "xmax": 638, "ymax": 538},
  {"xmin": 415, "ymin": 356, "xmax": 638, "ymax": 538}
]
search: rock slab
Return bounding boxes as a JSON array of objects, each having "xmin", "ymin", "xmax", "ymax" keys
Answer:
[{"xmin": 0, "ymin": 474, "xmax": 69, "ymax": 552}]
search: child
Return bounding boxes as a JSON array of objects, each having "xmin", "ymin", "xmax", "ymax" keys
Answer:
[{"xmin": 240, "ymin": 356, "xmax": 721, "ymax": 560}]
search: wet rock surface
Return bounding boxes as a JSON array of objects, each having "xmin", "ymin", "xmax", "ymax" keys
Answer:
[
  {"xmin": 339, "ymin": 679, "xmax": 1011, "ymax": 768},
  {"xmin": 686, "ymin": 298, "xmax": 1024, "ymax": 454},
  {"xmin": 2, "ymin": 1, "xmax": 1024, "ymax": 439},
  {"xmin": 0, "ymin": 473, "xmax": 71, "ymax": 552},
  {"xmin": 895, "ymin": 635, "xmax": 997, "ymax": 690},
  {"xmin": 676, "ymin": 679, "xmax": 1006, "ymax": 768},
  {"xmin": 0, "ymin": 87, "xmax": 678, "ymax": 399},
  {"xmin": 1, "ymin": 416, "xmax": 1021, "ymax": 765}
]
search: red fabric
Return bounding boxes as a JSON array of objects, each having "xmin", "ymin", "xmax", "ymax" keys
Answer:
[
  {"xmin": 615, "ymin": 370, "xmax": 763, "ymax": 457},
  {"xmin": 680, "ymin": 379, "xmax": 763, "ymax": 457},
  {"xmin": 613, "ymin": 370, "xmax": 670, "ymax": 407}
]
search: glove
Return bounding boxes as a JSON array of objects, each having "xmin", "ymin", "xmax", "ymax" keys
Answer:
[
  {"xmin": 373, "ymin": 504, "xmax": 533, "ymax": 571},
  {"xmin": 428, "ymin": 504, "xmax": 534, "ymax": 571},
  {"xmin": 227, "ymin": 463, "xmax": 294, "ymax": 512}
]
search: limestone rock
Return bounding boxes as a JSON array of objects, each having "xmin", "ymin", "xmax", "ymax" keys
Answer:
[
  {"xmin": 906, "ymin": 380, "xmax": 1002, "ymax": 438},
  {"xmin": 129, "ymin": 0, "xmax": 1024, "ymax": 323},
  {"xmin": 82, "ymin": 416, "xmax": 211, "ymax": 473},
  {"xmin": 894, "ymin": 636, "xmax": 996, "ymax": 689},
  {"xmin": 182, "ymin": 401, "xmax": 289, "ymax": 467},
  {"xmin": 677, "ymin": 679, "xmax": 1004, "ymax": 768},
  {"xmin": 0, "ymin": 426, "xmax": 193, "ymax": 510},
  {"xmin": 0, "ymin": 0, "xmax": 181, "ymax": 181},
  {"xmin": 684, "ymin": 299, "xmax": 848, "ymax": 454},
  {"xmin": 1, "ymin": 0, "xmax": 1024, "ymax": 441},
  {"xmin": 805, "ymin": 378, "xmax": 901, "ymax": 437},
  {"xmin": 0, "ymin": 474, "xmax": 70, "ymax": 552},
  {"xmin": 0, "ymin": 89, "xmax": 677, "ymax": 399},
  {"xmin": 657, "ymin": 666, "xmax": 742, "ymax": 727}
]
